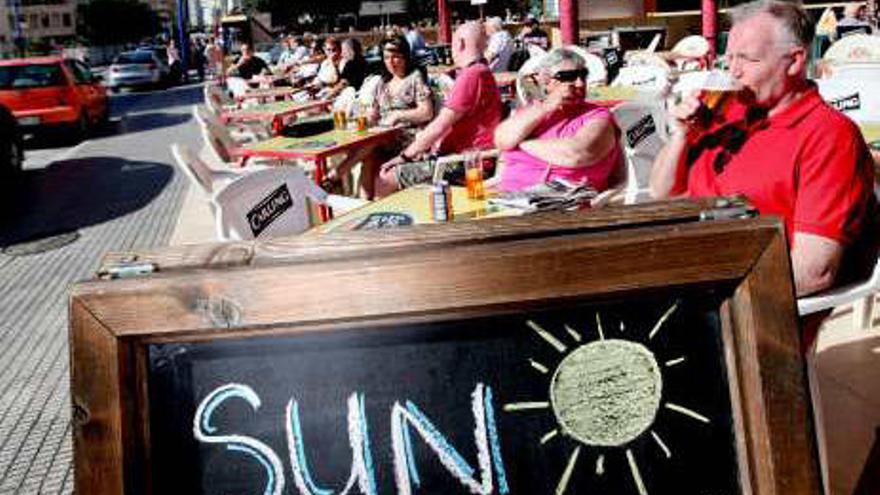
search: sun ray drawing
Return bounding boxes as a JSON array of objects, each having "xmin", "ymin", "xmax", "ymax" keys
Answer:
[
  {"xmin": 651, "ymin": 430, "xmax": 672, "ymax": 459},
  {"xmin": 648, "ymin": 302, "xmax": 679, "ymax": 340},
  {"xmin": 665, "ymin": 357, "xmax": 686, "ymax": 367},
  {"xmin": 665, "ymin": 403, "xmax": 711, "ymax": 423},
  {"xmin": 540, "ymin": 429, "xmax": 559, "ymax": 445},
  {"xmin": 529, "ymin": 359, "xmax": 549, "ymax": 374},
  {"xmin": 526, "ymin": 320, "xmax": 567, "ymax": 353},
  {"xmin": 508, "ymin": 310, "xmax": 714, "ymax": 494}
]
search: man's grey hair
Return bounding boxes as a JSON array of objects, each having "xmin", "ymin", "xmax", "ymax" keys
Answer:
[
  {"xmin": 485, "ymin": 16, "xmax": 504, "ymax": 30},
  {"xmin": 538, "ymin": 48, "xmax": 586, "ymax": 76},
  {"xmin": 729, "ymin": 0, "xmax": 814, "ymax": 49}
]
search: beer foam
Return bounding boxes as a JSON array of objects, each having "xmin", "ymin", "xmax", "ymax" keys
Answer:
[{"xmin": 700, "ymin": 70, "xmax": 742, "ymax": 91}]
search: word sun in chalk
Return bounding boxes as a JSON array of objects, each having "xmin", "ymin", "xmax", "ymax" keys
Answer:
[{"xmin": 193, "ymin": 382, "xmax": 510, "ymax": 495}]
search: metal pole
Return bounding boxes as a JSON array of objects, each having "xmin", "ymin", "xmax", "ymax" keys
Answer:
[
  {"xmin": 437, "ymin": 0, "xmax": 451, "ymax": 43},
  {"xmin": 177, "ymin": 0, "xmax": 190, "ymax": 82},
  {"xmin": 559, "ymin": 0, "xmax": 578, "ymax": 45},
  {"xmin": 702, "ymin": 0, "xmax": 717, "ymax": 62}
]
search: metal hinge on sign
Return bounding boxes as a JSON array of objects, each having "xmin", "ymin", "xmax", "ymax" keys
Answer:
[
  {"xmin": 97, "ymin": 254, "xmax": 157, "ymax": 280},
  {"xmin": 699, "ymin": 197, "xmax": 758, "ymax": 221}
]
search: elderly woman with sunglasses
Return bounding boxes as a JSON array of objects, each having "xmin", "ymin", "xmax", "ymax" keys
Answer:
[{"xmin": 493, "ymin": 48, "xmax": 624, "ymax": 195}]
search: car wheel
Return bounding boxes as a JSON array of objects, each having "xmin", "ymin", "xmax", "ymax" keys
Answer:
[
  {"xmin": 0, "ymin": 134, "xmax": 23, "ymax": 180},
  {"xmin": 74, "ymin": 111, "xmax": 89, "ymax": 142}
]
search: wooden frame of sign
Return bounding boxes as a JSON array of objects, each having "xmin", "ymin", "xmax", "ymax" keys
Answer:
[{"xmin": 70, "ymin": 205, "xmax": 821, "ymax": 495}]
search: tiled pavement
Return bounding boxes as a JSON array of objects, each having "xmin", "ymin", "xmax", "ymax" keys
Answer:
[{"xmin": 0, "ymin": 85, "xmax": 200, "ymax": 493}]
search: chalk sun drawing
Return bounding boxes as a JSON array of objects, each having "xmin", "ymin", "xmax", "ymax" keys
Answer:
[{"xmin": 504, "ymin": 302, "xmax": 712, "ymax": 495}]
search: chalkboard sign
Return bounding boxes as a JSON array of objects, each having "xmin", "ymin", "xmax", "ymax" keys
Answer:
[
  {"xmin": 148, "ymin": 295, "xmax": 737, "ymax": 495},
  {"xmin": 70, "ymin": 209, "xmax": 821, "ymax": 495}
]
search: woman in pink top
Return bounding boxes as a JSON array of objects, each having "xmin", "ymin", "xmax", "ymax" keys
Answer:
[{"xmin": 494, "ymin": 48, "xmax": 624, "ymax": 193}]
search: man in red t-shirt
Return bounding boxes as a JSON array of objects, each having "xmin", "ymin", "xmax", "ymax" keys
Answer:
[
  {"xmin": 651, "ymin": 0, "xmax": 876, "ymax": 298},
  {"xmin": 374, "ymin": 21, "xmax": 503, "ymax": 197}
]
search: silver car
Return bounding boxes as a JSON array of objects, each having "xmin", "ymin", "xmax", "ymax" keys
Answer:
[{"xmin": 107, "ymin": 51, "xmax": 164, "ymax": 92}]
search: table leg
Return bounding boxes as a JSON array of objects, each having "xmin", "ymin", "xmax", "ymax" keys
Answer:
[{"xmin": 315, "ymin": 157, "xmax": 332, "ymax": 221}]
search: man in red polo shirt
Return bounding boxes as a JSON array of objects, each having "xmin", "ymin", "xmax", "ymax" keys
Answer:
[
  {"xmin": 651, "ymin": 0, "xmax": 876, "ymax": 298},
  {"xmin": 374, "ymin": 21, "xmax": 503, "ymax": 197}
]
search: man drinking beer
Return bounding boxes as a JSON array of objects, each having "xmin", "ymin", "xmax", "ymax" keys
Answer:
[{"xmin": 650, "ymin": 0, "xmax": 876, "ymax": 299}]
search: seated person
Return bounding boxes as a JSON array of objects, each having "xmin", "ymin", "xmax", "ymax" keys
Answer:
[
  {"xmin": 485, "ymin": 16, "xmax": 515, "ymax": 72},
  {"xmin": 650, "ymin": 0, "xmax": 877, "ymax": 306},
  {"xmin": 336, "ymin": 38, "xmax": 368, "ymax": 93},
  {"xmin": 375, "ymin": 22, "xmax": 503, "ymax": 197},
  {"xmin": 493, "ymin": 48, "xmax": 623, "ymax": 194},
  {"xmin": 519, "ymin": 16, "xmax": 550, "ymax": 50},
  {"xmin": 309, "ymin": 37, "xmax": 341, "ymax": 95},
  {"xmin": 326, "ymin": 36, "xmax": 434, "ymax": 198},
  {"xmin": 226, "ymin": 43, "xmax": 269, "ymax": 80}
]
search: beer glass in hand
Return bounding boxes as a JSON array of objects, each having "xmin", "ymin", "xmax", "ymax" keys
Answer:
[{"xmin": 698, "ymin": 71, "xmax": 743, "ymax": 125}]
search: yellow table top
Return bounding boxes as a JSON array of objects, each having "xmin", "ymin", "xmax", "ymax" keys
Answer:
[
  {"xmin": 311, "ymin": 185, "xmax": 517, "ymax": 234},
  {"xmin": 243, "ymin": 127, "xmax": 397, "ymax": 159},
  {"xmin": 859, "ymin": 122, "xmax": 880, "ymax": 145}
]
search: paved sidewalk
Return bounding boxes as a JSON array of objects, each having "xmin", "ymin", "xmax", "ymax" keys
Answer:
[{"xmin": 0, "ymin": 87, "xmax": 199, "ymax": 494}]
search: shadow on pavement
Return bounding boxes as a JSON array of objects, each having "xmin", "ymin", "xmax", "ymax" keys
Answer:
[
  {"xmin": 0, "ymin": 156, "xmax": 173, "ymax": 248},
  {"xmin": 121, "ymin": 112, "xmax": 192, "ymax": 135},
  {"xmin": 110, "ymin": 84, "xmax": 204, "ymax": 115}
]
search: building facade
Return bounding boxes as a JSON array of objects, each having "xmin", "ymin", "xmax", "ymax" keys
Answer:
[{"xmin": 0, "ymin": 0, "xmax": 76, "ymax": 56}]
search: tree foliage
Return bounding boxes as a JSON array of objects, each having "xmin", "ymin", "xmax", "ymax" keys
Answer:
[{"xmin": 78, "ymin": 0, "xmax": 160, "ymax": 44}]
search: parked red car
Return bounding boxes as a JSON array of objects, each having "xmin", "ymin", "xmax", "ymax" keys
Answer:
[{"xmin": 0, "ymin": 56, "xmax": 108, "ymax": 139}]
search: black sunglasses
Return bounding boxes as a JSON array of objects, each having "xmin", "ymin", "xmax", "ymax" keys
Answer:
[{"xmin": 552, "ymin": 68, "xmax": 588, "ymax": 83}]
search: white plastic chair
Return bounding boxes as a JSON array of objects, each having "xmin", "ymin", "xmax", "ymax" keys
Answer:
[
  {"xmin": 610, "ymin": 101, "xmax": 667, "ymax": 204},
  {"xmin": 173, "ymin": 144, "xmax": 366, "ymax": 241},
  {"xmin": 566, "ymin": 45, "xmax": 608, "ymax": 86},
  {"xmin": 171, "ymin": 143, "xmax": 256, "ymax": 197},
  {"xmin": 612, "ymin": 65, "xmax": 671, "ymax": 92},
  {"xmin": 357, "ymin": 74, "xmax": 383, "ymax": 109},
  {"xmin": 193, "ymin": 104, "xmax": 269, "ymax": 143},
  {"xmin": 817, "ymin": 77, "xmax": 880, "ymax": 122},
  {"xmin": 204, "ymin": 84, "xmax": 235, "ymax": 115},
  {"xmin": 515, "ymin": 52, "xmax": 546, "ymax": 107}
]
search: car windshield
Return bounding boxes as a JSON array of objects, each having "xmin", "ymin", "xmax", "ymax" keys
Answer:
[
  {"xmin": 0, "ymin": 64, "xmax": 64, "ymax": 89},
  {"xmin": 116, "ymin": 52, "xmax": 154, "ymax": 64}
]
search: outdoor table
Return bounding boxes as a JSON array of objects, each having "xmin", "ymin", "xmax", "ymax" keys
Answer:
[
  {"xmin": 238, "ymin": 127, "xmax": 402, "ymax": 220},
  {"xmin": 221, "ymin": 99, "xmax": 332, "ymax": 135},
  {"xmin": 308, "ymin": 184, "xmax": 519, "ymax": 235},
  {"xmin": 234, "ymin": 86, "xmax": 303, "ymax": 104}
]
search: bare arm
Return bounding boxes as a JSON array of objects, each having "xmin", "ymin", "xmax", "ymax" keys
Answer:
[
  {"xmin": 649, "ymin": 93, "xmax": 703, "ymax": 199},
  {"xmin": 401, "ymin": 107, "xmax": 462, "ymax": 157},
  {"xmin": 386, "ymin": 99, "xmax": 434, "ymax": 127},
  {"xmin": 791, "ymin": 232, "xmax": 844, "ymax": 296},
  {"xmin": 494, "ymin": 104, "xmax": 549, "ymax": 150},
  {"xmin": 649, "ymin": 132, "xmax": 690, "ymax": 198},
  {"xmin": 518, "ymin": 116, "xmax": 618, "ymax": 167}
]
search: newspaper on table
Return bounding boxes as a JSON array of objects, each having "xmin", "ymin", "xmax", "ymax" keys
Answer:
[{"xmin": 489, "ymin": 179, "xmax": 597, "ymax": 212}]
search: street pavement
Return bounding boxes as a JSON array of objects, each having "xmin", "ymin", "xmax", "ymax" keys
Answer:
[{"xmin": 0, "ymin": 82, "xmax": 203, "ymax": 493}]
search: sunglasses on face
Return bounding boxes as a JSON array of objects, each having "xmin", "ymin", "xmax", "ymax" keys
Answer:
[{"xmin": 551, "ymin": 68, "xmax": 588, "ymax": 83}]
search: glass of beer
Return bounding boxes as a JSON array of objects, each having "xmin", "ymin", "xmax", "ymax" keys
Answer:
[
  {"xmin": 333, "ymin": 110, "xmax": 347, "ymax": 130},
  {"xmin": 699, "ymin": 71, "xmax": 743, "ymax": 124},
  {"xmin": 465, "ymin": 152, "xmax": 485, "ymax": 200},
  {"xmin": 356, "ymin": 114, "xmax": 368, "ymax": 132}
]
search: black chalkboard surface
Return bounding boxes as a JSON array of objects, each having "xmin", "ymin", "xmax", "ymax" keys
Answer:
[{"xmin": 147, "ymin": 292, "xmax": 740, "ymax": 495}]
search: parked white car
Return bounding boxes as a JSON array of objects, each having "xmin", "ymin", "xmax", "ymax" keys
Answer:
[{"xmin": 107, "ymin": 51, "xmax": 164, "ymax": 92}]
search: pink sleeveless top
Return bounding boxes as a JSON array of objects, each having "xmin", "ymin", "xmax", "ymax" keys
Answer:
[{"xmin": 499, "ymin": 102, "xmax": 622, "ymax": 192}]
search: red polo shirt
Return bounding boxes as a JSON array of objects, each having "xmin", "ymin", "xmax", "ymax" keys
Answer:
[
  {"xmin": 439, "ymin": 61, "xmax": 502, "ymax": 154},
  {"xmin": 683, "ymin": 86, "xmax": 876, "ymax": 250}
]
